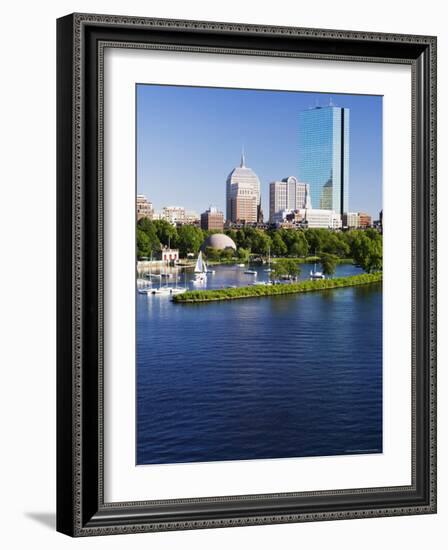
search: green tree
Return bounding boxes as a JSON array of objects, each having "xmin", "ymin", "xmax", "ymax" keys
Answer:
[
  {"xmin": 136, "ymin": 228, "xmax": 151, "ymax": 259},
  {"xmin": 238, "ymin": 226, "xmax": 257, "ymax": 251},
  {"xmin": 237, "ymin": 247, "xmax": 250, "ymax": 263},
  {"xmin": 234, "ymin": 229, "xmax": 247, "ymax": 250},
  {"xmin": 137, "ymin": 218, "xmax": 160, "ymax": 253},
  {"xmin": 320, "ymin": 253, "xmax": 338, "ymax": 277},
  {"xmin": 176, "ymin": 225, "xmax": 204, "ymax": 257},
  {"xmin": 271, "ymin": 259, "xmax": 301, "ymax": 281},
  {"xmin": 288, "ymin": 231, "xmax": 309, "ymax": 257},
  {"xmin": 152, "ymin": 219, "xmax": 178, "ymax": 247},
  {"xmin": 276, "ymin": 229, "xmax": 309, "ymax": 257},
  {"xmin": 304, "ymin": 228, "xmax": 326, "ymax": 255},
  {"xmin": 251, "ymin": 229, "xmax": 272, "ymax": 255},
  {"xmin": 350, "ymin": 230, "xmax": 383, "ymax": 273},
  {"xmin": 269, "ymin": 231, "xmax": 287, "ymax": 257},
  {"xmin": 221, "ymin": 247, "xmax": 235, "ymax": 260},
  {"xmin": 322, "ymin": 232, "xmax": 350, "ymax": 257},
  {"xmin": 204, "ymin": 247, "xmax": 221, "ymax": 261},
  {"xmin": 225, "ymin": 229, "xmax": 238, "ymax": 243}
]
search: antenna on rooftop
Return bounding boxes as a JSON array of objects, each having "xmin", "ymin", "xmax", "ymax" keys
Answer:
[{"xmin": 240, "ymin": 145, "xmax": 246, "ymax": 168}]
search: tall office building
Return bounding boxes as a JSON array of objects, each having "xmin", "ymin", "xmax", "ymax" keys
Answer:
[
  {"xmin": 269, "ymin": 176, "xmax": 311, "ymax": 222},
  {"xmin": 226, "ymin": 152, "xmax": 261, "ymax": 224},
  {"xmin": 298, "ymin": 105, "xmax": 350, "ymax": 216}
]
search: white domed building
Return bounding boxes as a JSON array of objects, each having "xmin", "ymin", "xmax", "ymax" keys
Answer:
[
  {"xmin": 201, "ymin": 233, "xmax": 237, "ymax": 253},
  {"xmin": 226, "ymin": 152, "xmax": 261, "ymax": 224}
]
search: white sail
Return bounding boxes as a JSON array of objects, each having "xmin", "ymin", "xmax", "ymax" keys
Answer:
[{"xmin": 194, "ymin": 251, "xmax": 206, "ymax": 273}]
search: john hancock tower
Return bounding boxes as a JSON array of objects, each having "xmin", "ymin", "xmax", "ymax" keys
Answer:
[{"xmin": 298, "ymin": 104, "xmax": 350, "ymax": 217}]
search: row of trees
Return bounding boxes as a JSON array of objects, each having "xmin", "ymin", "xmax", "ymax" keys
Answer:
[
  {"xmin": 226, "ymin": 226, "xmax": 360, "ymax": 259},
  {"xmin": 270, "ymin": 253, "xmax": 339, "ymax": 280},
  {"xmin": 137, "ymin": 218, "xmax": 205, "ymax": 258},
  {"xmin": 136, "ymin": 219, "xmax": 382, "ymax": 273}
]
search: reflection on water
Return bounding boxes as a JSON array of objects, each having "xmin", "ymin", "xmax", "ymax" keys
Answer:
[{"xmin": 137, "ymin": 263, "xmax": 382, "ymax": 465}]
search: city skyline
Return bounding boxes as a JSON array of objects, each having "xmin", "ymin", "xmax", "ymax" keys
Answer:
[{"xmin": 137, "ymin": 84, "xmax": 382, "ymax": 218}]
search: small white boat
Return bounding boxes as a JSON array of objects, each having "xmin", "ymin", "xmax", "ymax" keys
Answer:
[
  {"xmin": 244, "ymin": 270, "xmax": 257, "ymax": 275},
  {"xmin": 237, "ymin": 263, "xmax": 245, "ymax": 267},
  {"xmin": 151, "ymin": 287, "xmax": 172, "ymax": 295},
  {"xmin": 193, "ymin": 251, "xmax": 208, "ymax": 285},
  {"xmin": 170, "ymin": 287, "xmax": 187, "ymax": 295},
  {"xmin": 310, "ymin": 262, "xmax": 325, "ymax": 280},
  {"xmin": 137, "ymin": 286, "xmax": 153, "ymax": 295}
]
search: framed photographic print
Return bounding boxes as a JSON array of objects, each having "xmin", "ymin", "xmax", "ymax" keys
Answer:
[{"xmin": 56, "ymin": 13, "xmax": 437, "ymax": 536}]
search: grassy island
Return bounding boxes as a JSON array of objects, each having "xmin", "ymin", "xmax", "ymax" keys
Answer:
[{"xmin": 173, "ymin": 272, "xmax": 382, "ymax": 304}]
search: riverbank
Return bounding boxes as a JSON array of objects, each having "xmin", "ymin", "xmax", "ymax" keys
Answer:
[{"xmin": 173, "ymin": 272, "xmax": 382, "ymax": 303}]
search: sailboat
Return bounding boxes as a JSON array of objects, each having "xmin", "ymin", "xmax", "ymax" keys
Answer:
[
  {"xmin": 170, "ymin": 267, "xmax": 187, "ymax": 295},
  {"xmin": 151, "ymin": 261, "xmax": 172, "ymax": 295},
  {"xmin": 138, "ymin": 252, "xmax": 154, "ymax": 294},
  {"xmin": 244, "ymin": 256, "xmax": 257, "ymax": 275},
  {"xmin": 310, "ymin": 261, "xmax": 325, "ymax": 280},
  {"xmin": 309, "ymin": 249, "xmax": 325, "ymax": 280},
  {"xmin": 192, "ymin": 251, "xmax": 207, "ymax": 285},
  {"xmin": 264, "ymin": 246, "xmax": 272, "ymax": 273}
]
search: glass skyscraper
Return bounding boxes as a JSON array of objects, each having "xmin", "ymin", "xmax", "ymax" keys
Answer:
[{"xmin": 298, "ymin": 105, "xmax": 350, "ymax": 216}]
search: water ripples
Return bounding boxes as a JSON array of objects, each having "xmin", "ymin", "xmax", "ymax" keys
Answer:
[{"xmin": 137, "ymin": 265, "xmax": 382, "ymax": 464}]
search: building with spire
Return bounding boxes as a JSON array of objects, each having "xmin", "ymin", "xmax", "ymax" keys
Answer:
[
  {"xmin": 298, "ymin": 104, "xmax": 350, "ymax": 217},
  {"xmin": 226, "ymin": 151, "xmax": 261, "ymax": 224}
]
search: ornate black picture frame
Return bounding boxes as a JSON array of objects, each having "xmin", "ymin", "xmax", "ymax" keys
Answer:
[{"xmin": 57, "ymin": 13, "xmax": 437, "ymax": 537}]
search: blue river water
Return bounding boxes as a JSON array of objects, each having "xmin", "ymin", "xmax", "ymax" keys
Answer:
[{"xmin": 137, "ymin": 262, "xmax": 382, "ymax": 465}]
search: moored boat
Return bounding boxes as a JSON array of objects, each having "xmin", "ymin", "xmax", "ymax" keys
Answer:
[
  {"xmin": 170, "ymin": 287, "xmax": 187, "ymax": 295},
  {"xmin": 193, "ymin": 251, "xmax": 208, "ymax": 285},
  {"xmin": 310, "ymin": 262, "xmax": 325, "ymax": 280}
]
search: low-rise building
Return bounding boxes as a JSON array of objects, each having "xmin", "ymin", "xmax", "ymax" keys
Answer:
[
  {"xmin": 162, "ymin": 206, "xmax": 185, "ymax": 225},
  {"xmin": 272, "ymin": 208, "xmax": 341, "ymax": 229},
  {"xmin": 160, "ymin": 247, "xmax": 179, "ymax": 263},
  {"xmin": 185, "ymin": 211, "xmax": 200, "ymax": 225},
  {"xmin": 358, "ymin": 212, "xmax": 372, "ymax": 228},
  {"xmin": 271, "ymin": 208, "xmax": 301, "ymax": 225},
  {"xmin": 201, "ymin": 206, "xmax": 224, "ymax": 231},
  {"xmin": 342, "ymin": 212, "xmax": 360, "ymax": 229},
  {"xmin": 296, "ymin": 208, "xmax": 341, "ymax": 229},
  {"xmin": 136, "ymin": 194, "xmax": 154, "ymax": 220}
]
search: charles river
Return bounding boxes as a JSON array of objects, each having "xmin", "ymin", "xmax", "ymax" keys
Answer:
[{"xmin": 137, "ymin": 262, "xmax": 382, "ymax": 465}]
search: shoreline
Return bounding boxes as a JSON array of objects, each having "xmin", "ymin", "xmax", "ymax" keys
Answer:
[{"xmin": 173, "ymin": 272, "xmax": 382, "ymax": 304}]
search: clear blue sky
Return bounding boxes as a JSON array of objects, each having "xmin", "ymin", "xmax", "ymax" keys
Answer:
[{"xmin": 137, "ymin": 84, "xmax": 382, "ymax": 218}]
